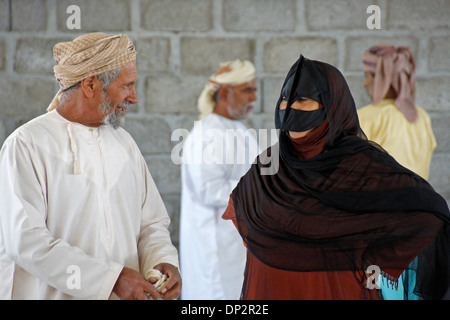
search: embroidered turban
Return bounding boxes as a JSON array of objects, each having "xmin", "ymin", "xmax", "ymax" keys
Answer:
[
  {"xmin": 47, "ymin": 32, "xmax": 137, "ymax": 111},
  {"xmin": 197, "ymin": 59, "xmax": 255, "ymax": 119}
]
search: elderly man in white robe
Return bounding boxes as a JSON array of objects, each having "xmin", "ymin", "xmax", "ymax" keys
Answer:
[
  {"xmin": 0, "ymin": 33, "xmax": 181, "ymax": 300},
  {"xmin": 180, "ymin": 60, "xmax": 260, "ymax": 299}
]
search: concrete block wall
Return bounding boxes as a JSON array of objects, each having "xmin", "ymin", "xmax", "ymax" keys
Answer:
[{"xmin": 0, "ymin": 0, "xmax": 449, "ymax": 249}]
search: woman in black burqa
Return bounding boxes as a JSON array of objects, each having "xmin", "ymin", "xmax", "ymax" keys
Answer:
[{"xmin": 223, "ymin": 55, "xmax": 450, "ymax": 300}]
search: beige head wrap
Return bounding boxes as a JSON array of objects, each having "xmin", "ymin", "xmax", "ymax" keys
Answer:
[
  {"xmin": 47, "ymin": 32, "xmax": 137, "ymax": 111},
  {"xmin": 362, "ymin": 42, "xmax": 417, "ymax": 122},
  {"xmin": 197, "ymin": 59, "xmax": 255, "ymax": 119}
]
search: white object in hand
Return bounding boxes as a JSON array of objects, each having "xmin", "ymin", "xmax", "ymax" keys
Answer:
[{"xmin": 145, "ymin": 269, "xmax": 168, "ymax": 293}]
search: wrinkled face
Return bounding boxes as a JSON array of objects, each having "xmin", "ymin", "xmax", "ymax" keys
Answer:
[
  {"xmin": 280, "ymin": 97, "xmax": 322, "ymax": 138},
  {"xmin": 99, "ymin": 61, "xmax": 138, "ymax": 128},
  {"xmin": 226, "ymin": 80, "xmax": 257, "ymax": 120}
]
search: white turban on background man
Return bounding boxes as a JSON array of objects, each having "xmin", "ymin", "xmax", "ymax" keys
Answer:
[
  {"xmin": 197, "ymin": 59, "xmax": 255, "ymax": 119},
  {"xmin": 47, "ymin": 32, "xmax": 137, "ymax": 111}
]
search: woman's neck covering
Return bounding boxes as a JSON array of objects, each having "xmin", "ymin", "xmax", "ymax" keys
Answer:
[
  {"xmin": 47, "ymin": 32, "xmax": 137, "ymax": 112},
  {"xmin": 288, "ymin": 118, "xmax": 329, "ymax": 159},
  {"xmin": 197, "ymin": 59, "xmax": 255, "ymax": 119},
  {"xmin": 230, "ymin": 55, "xmax": 450, "ymax": 300},
  {"xmin": 363, "ymin": 42, "xmax": 417, "ymax": 122}
]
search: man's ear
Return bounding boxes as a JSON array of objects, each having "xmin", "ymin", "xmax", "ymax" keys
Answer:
[
  {"xmin": 80, "ymin": 76, "xmax": 98, "ymax": 98},
  {"xmin": 217, "ymin": 86, "xmax": 231, "ymax": 103}
]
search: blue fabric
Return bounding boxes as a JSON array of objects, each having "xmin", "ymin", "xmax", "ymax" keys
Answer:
[{"xmin": 380, "ymin": 259, "xmax": 420, "ymax": 300}]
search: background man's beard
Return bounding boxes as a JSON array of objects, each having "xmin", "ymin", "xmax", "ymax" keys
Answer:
[
  {"xmin": 226, "ymin": 89, "xmax": 253, "ymax": 120},
  {"xmin": 99, "ymin": 91, "xmax": 125, "ymax": 129},
  {"xmin": 227, "ymin": 102, "xmax": 253, "ymax": 120}
]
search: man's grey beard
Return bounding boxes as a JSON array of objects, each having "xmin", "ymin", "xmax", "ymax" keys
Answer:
[
  {"xmin": 226, "ymin": 88, "xmax": 253, "ymax": 120},
  {"xmin": 104, "ymin": 110, "xmax": 124, "ymax": 129},
  {"xmin": 99, "ymin": 91, "xmax": 126, "ymax": 129},
  {"xmin": 227, "ymin": 102, "xmax": 253, "ymax": 120}
]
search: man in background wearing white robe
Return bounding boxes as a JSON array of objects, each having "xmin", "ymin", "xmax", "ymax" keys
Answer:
[
  {"xmin": 0, "ymin": 33, "xmax": 181, "ymax": 300},
  {"xmin": 180, "ymin": 60, "xmax": 259, "ymax": 299}
]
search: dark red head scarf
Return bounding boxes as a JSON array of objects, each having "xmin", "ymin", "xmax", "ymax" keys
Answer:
[{"xmin": 231, "ymin": 55, "xmax": 450, "ymax": 300}]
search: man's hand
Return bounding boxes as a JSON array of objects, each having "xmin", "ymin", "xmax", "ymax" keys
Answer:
[
  {"xmin": 150, "ymin": 263, "xmax": 182, "ymax": 300},
  {"xmin": 113, "ymin": 267, "xmax": 161, "ymax": 300}
]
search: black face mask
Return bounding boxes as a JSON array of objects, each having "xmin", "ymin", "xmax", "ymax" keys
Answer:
[
  {"xmin": 275, "ymin": 55, "xmax": 328, "ymax": 132},
  {"xmin": 279, "ymin": 108, "xmax": 326, "ymax": 132}
]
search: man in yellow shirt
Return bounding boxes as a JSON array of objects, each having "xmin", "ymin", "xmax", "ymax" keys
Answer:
[
  {"xmin": 358, "ymin": 43, "xmax": 436, "ymax": 180},
  {"xmin": 358, "ymin": 43, "xmax": 439, "ymax": 300}
]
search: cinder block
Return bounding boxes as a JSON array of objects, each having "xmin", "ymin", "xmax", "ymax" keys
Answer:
[
  {"xmin": 428, "ymin": 153, "xmax": 450, "ymax": 202},
  {"xmin": 180, "ymin": 37, "xmax": 255, "ymax": 74},
  {"xmin": 429, "ymin": 36, "xmax": 450, "ymax": 72},
  {"xmin": 145, "ymin": 74, "xmax": 207, "ymax": 114},
  {"xmin": 345, "ymin": 74, "xmax": 372, "ymax": 109},
  {"xmin": 387, "ymin": 0, "xmax": 450, "ymax": 29},
  {"xmin": 145, "ymin": 154, "xmax": 181, "ymax": 194},
  {"xmin": 416, "ymin": 76, "xmax": 450, "ymax": 113},
  {"xmin": 0, "ymin": 119, "xmax": 6, "ymax": 148},
  {"xmin": 168, "ymin": 113, "xmax": 200, "ymax": 134},
  {"xmin": 56, "ymin": 0, "xmax": 131, "ymax": 32},
  {"xmin": 0, "ymin": 38, "xmax": 5, "ymax": 71},
  {"xmin": 430, "ymin": 114, "xmax": 450, "ymax": 153},
  {"xmin": 263, "ymin": 37, "xmax": 337, "ymax": 73},
  {"xmin": 305, "ymin": 0, "xmax": 380, "ymax": 31},
  {"xmin": 141, "ymin": 0, "xmax": 212, "ymax": 32},
  {"xmin": 223, "ymin": 0, "xmax": 295, "ymax": 32},
  {"xmin": 161, "ymin": 193, "xmax": 181, "ymax": 247},
  {"xmin": 14, "ymin": 38, "xmax": 70, "ymax": 74},
  {"xmin": 0, "ymin": 0, "xmax": 9, "ymax": 31},
  {"xmin": 0, "ymin": 77, "xmax": 55, "ymax": 117},
  {"xmin": 123, "ymin": 116, "xmax": 173, "ymax": 155},
  {"xmin": 262, "ymin": 76, "xmax": 284, "ymax": 113},
  {"xmin": 136, "ymin": 37, "xmax": 171, "ymax": 74},
  {"xmin": 11, "ymin": 0, "xmax": 47, "ymax": 31}
]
